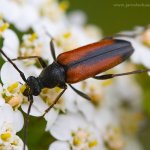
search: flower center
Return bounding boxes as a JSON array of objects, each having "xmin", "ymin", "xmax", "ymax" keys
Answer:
[
  {"xmin": 2, "ymin": 82, "xmax": 25, "ymax": 109},
  {"xmin": 19, "ymin": 33, "xmax": 44, "ymax": 66},
  {"xmin": 40, "ymin": 87, "xmax": 65, "ymax": 111},
  {"xmin": 104, "ymin": 126, "xmax": 125, "ymax": 150},
  {"xmin": 40, "ymin": 0, "xmax": 69, "ymax": 21},
  {"xmin": 1, "ymin": 132, "xmax": 11, "ymax": 141},
  {"xmin": 0, "ymin": 18, "xmax": 9, "ymax": 35},
  {"xmin": 71, "ymin": 128, "xmax": 98, "ymax": 149}
]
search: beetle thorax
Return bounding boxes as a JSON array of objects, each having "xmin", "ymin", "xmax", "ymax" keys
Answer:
[{"xmin": 39, "ymin": 62, "xmax": 66, "ymax": 89}]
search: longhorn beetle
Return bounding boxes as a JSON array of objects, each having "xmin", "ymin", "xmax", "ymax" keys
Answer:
[{"xmin": 0, "ymin": 37, "xmax": 150, "ymax": 150}]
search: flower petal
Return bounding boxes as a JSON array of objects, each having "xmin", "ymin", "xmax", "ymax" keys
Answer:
[
  {"xmin": 21, "ymin": 96, "xmax": 48, "ymax": 117},
  {"xmin": 2, "ymin": 29, "xmax": 19, "ymax": 59},
  {"xmin": 15, "ymin": 5, "xmax": 39, "ymax": 31},
  {"xmin": 45, "ymin": 109, "xmax": 59, "ymax": 131},
  {"xmin": 1, "ymin": 62, "xmax": 24, "ymax": 85},
  {"xmin": 49, "ymin": 141, "xmax": 70, "ymax": 150},
  {"xmin": 50, "ymin": 113, "xmax": 85, "ymax": 141},
  {"xmin": 13, "ymin": 110, "xmax": 24, "ymax": 132}
]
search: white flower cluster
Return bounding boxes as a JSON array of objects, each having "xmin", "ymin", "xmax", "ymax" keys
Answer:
[
  {"xmin": 118, "ymin": 26, "xmax": 150, "ymax": 70},
  {"xmin": 0, "ymin": 0, "xmax": 148, "ymax": 150}
]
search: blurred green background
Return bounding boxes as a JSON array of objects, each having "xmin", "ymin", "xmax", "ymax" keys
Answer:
[
  {"xmin": 69, "ymin": 0, "xmax": 150, "ymax": 36},
  {"xmin": 18, "ymin": 0, "xmax": 150, "ymax": 149}
]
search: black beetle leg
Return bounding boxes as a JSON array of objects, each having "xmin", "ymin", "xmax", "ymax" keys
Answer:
[
  {"xmin": 42, "ymin": 86, "xmax": 67, "ymax": 117},
  {"xmin": 93, "ymin": 69, "xmax": 150, "ymax": 80},
  {"xmin": 69, "ymin": 84, "xmax": 91, "ymax": 101},
  {"xmin": 11, "ymin": 56, "xmax": 47, "ymax": 68},
  {"xmin": 23, "ymin": 95, "xmax": 33, "ymax": 150}
]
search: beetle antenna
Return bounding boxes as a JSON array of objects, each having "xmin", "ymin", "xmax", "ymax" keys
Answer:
[
  {"xmin": 23, "ymin": 95, "xmax": 33, "ymax": 150},
  {"xmin": 44, "ymin": 30, "xmax": 57, "ymax": 61},
  {"xmin": 0, "ymin": 48, "xmax": 27, "ymax": 82}
]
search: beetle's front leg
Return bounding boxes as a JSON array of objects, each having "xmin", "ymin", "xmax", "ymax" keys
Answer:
[{"xmin": 42, "ymin": 85, "xmax": 67, "ymax": 117}]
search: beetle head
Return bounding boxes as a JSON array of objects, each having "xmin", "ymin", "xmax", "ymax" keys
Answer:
[{"xmin": 23, "ymin": 76, "xmax": 42, "ymax": 96}]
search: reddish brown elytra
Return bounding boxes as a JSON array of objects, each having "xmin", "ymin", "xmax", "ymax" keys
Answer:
[{"xmin": 57, "ymin": 39, "xmax": 134, "ymax": 83}]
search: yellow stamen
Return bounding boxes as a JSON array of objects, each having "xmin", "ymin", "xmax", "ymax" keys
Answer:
[
  {"xmin": 88, "ymin": 140, "xmax": 98, "ymax": 148},
  {"xmin": 73, "ymin": 137, "xmax": 81, "ymax": 146},
  {"xmin": 63, "ymin": 32, "xmax": 71, "ymax": 39},
  {"xmin": 1, "ymin": 132, "xmax": 11, "ymax": 141},
  {"xmin": 20, "ymin": 84, "xmax": 27, "ymax": 93},
  {"xmin": 7, "ymin": 82, "xmax": 19, "ymax": 93},
  {"xmin": 55, "ymin": 87, "xmax": 61, "ymax": 93},
  {"xmin": 59, "ymin": 0, "xmax": 69, "ymax": 11},
  {"xmin": 102, "ymin": 80, "xmax": 112, "ymax": 86},
  {"xmin": 0, "ymin": 23, "xmax": 9, "ymax": 32},
  {"xmin": 28, "ymin": 33, "xmax": 38, "ymax": 42}
]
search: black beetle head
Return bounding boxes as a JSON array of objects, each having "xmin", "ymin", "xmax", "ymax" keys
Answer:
[{"xmin": 23, "ymin": 76, "xmax": 42, "ymax": 96}]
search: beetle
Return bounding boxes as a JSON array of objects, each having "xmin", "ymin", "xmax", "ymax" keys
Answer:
[{"xmin": 0, "ymin": 37, "xmax": 150, "ymax": 150}]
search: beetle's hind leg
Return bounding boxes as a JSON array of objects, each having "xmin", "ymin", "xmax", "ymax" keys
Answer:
[
  {"xmin": 11, "ymin": 56, "xmax": 47, "ymax": 68},
  {"xmin": 93, "ymin": 69, "xmax": 150, "ymax": 80}
]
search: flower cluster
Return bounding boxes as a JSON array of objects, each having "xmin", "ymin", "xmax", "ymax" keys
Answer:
[{"xmin": 0, "ymin": 0, "xmax": 148, "ymax": 150}]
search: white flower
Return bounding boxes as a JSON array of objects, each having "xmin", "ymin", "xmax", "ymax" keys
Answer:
[
  {"xmin": 0, "ymin": 104, "xmax": 24, "ymax": 149},
  {"xmin": 93, "ymin": 108, "xmax": 118, "ymax": 135},
  {"xmin": 103, "ymin": 125, "xmax": 125, "ymax": 150},
  {"xmin": 0, "ymin": 18, "xmax": 19, "ymax": 60},
  {"xmin": 39, "ymin": 0, "xmax": 69, "ymax": 21},
  {"xmin": 19, "ymin": 32, "xmax": 53, "ymax": 62},
  {"xmin": 14, "ymin": 5, "xmax": 39, "ymax": 31},
  {"xmin": 49, "ymin": 113, "xmax": 104, "ymax": 150},
  {"xmin": 0, "ymin": 0, "xmax": 20, "ymax": 23},
  {"xmin": 117, "ymin": 27, "xmax": 150, "ymax": 69},
  {"xmin": 100, "ymin": 63, "xmax": 142, "ymax": 110},
  {"xmin": 0, "ymin": 0, "xmax": 39, "ymax": 31},
  {"xmin": 54, "ymin": 25, "xmax": 102, "ymax": 52},
  {"xmin": 43, "ymin": 86, "xmax": 78, "ymax": 129},
  {"xmin": 2, "ymin": 29, "xmax": 19, "ymax": 59},
  {"xmin": 0, "ymin": 18, "xmax": 9, "ymax": 36},
  {"xmin": 68, "ymin": 10, "xmax": 87, "ymax": 26}
]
